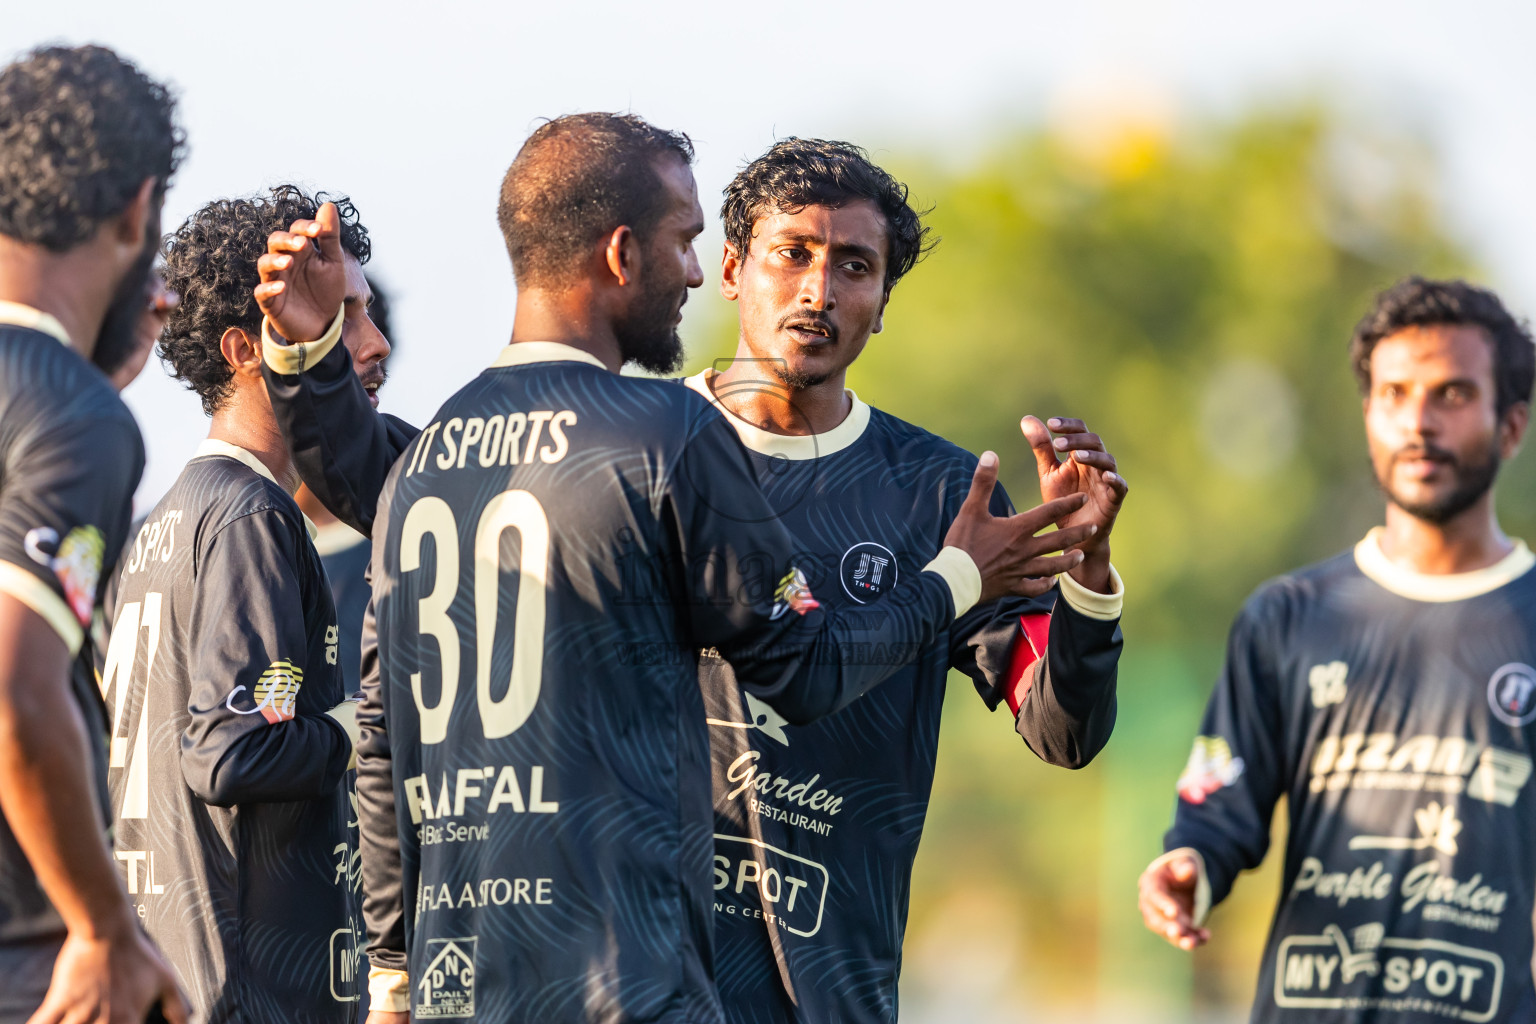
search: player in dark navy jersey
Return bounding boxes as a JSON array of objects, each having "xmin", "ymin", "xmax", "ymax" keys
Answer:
[
  {"xmin": 255, "ymin": 113, "xmax": 1095, "ymax": 1023},
  {"xmin": 1141, "ymin": 277, "xmax": 1536, "ymax": 1023},
  {"xmin": 100, "ymin": 189, "xmax": 388, "ymax": 1023},
  {"xmin": 0, "ymin": 46, "xmax": 187, "ymax": 1024},
  {"xmin": 689, "ymin": 138, "xmax": 1127, "ymax": 1024}
]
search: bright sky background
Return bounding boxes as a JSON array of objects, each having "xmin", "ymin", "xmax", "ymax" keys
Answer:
[{"xmin": 4, "ymin": 0, "xmax": 1535, "ymax": 504}]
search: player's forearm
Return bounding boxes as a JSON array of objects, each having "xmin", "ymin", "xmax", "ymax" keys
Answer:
[
  {"xmin": 357, "ymin": 684, "xmax": 408, "ymax": 983},
  {"xmin": 737, "ymin": 563, "xmax": 963, "ymax": 724},
  {"xmin": 0, "ymin": 621, "xmax": 133, "ymax": 939},
  {"xmin": 263, "ymin": 341, "xmax": 416, "ymax": 535},
  {"xmin": 182, "ymin": 714, "xmax": 352, "ymax": 806},
  {"xmin": 1016, "ymin": 594, "xmax": 1122, "ymax": 768}
]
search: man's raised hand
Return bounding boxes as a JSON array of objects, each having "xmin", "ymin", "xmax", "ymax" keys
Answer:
[
  {"xmin": 943, "ymin": 452, "xmax": 1096, "ymax": 603},
  {"xmin": 1022, "ymin": 415, "xmax": 1128, "ymax": 593},
  {"xmin": 254, "ymin": 201, "xmax": 347, "ymax": 344}
]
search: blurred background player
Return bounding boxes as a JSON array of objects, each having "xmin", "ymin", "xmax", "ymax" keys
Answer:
[
  {"xmin": 1139, "ymin": 277, "xmax": 1536, "ymax": 1021},
  {"xmin": 0, "ymin": 44, "xmax": 187, "ymax": 1024},
  {"xmin": 255, "ymin": 112, "xmax": 1093, "ymax": 1022},
  {"xmin": 695, "ymin": 138, "xmax": 1127, "ymax": 1023},
  {"xmin": 100, "ymin": 187, "xmax": 383, "ymax": 1022},
  {"xmin": 294, "ymin": 273, "xmax": 394, "ymax": 693}
]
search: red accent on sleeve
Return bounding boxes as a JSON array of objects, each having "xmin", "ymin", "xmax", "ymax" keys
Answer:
[{"xmin": 1005, "ymin": 612, "xmax": 1053, "ymax": 716}]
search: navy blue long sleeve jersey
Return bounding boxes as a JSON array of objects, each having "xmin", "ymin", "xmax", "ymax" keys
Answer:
[
  {"xmin": 0, "ymin": 307, "xmax": 143, "ymax": 1022},
  {"xmin": 103, "ymin": 441, "xmax": 362, "ymax": 1022},
  {"xmin": 1164, "ymin": 530, "xmax": 1536, "ymax": 1023},
  {"xmin": 685, "ymin": 371, "xmax": 1122, "ymax": 1023}
]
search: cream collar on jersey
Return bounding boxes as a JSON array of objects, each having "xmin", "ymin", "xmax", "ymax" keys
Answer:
[
  {"xmin": 684, "ymin": 368, "xmax": 870, "ymax": 460},
  {"xmin": 1354, "ymin": 526, "xmax": 1535, "ymax": 602},
  {"xmin": 193, "ymin": 438, "xmax": 318, "ymax": 541},
  {"xmin": 489, "ymin": 341, "xmax": 607, "ymax": 370},
  {"xmin": 0, "ymin": 300, "xmax": 71, "ymax": 347}
]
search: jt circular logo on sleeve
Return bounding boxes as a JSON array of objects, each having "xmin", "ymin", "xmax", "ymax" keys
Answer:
[{"xmin": 839, "ymin": 542, "xmax": 898, "ymax": 604}]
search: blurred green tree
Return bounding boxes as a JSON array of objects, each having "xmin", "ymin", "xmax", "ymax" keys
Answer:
[{"xmin": 688, "ymin": 102, "xmax": 1508, "ymax": 1020}]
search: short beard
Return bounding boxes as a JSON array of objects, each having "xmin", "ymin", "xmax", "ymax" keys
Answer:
[
  {"xmin": 769, "ymin": 363, "xmax": 828, "ymax": 391},
  {"xmin": 92, "ymin": 212, "xmax": 160, "ymax": 376},
  {"xmin": 614, "ymin": 280, "xmax": 684, "ymax": 376},
  {"xmin": 1378, "ymin": 440, "xmax": 1502, "ymax": 525}
]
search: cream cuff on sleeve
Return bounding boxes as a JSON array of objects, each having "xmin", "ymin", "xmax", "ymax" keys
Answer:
[
  {"xmin": 0, "ymin": 561, "xmax": 82, "ymax": 653},
  {"xmin": 1057, "ymin": 563, "xmax": 1124, "ymax": 621},
  {"xmin": 261, "ymin": 304, "xmax": 345, "ymax": 375},
  {"xmin": 1148, "ymin": 846, "xmax": 1212, "ymax": 926},
  {"xmin": 922, "ymin": 546, "xmax": 982, "ymax": 619},
  {"xmin": 325, "ymin": 699, "xmax": 361, "ymax": 770},
  {"xmin": 368, "ymin": 966, "xmax": 410, "ymax": 1013}
]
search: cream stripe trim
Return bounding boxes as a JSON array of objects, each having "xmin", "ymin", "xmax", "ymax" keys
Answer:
[
  {"xmin": 1057, "ymin": 563, "xmax": 1124, "ymax": 621},
  {"xmin": 684, "ymin": 369, "xmax": 870, "ymax": 461},
  {"xmin": 261, "ymin": 305, "xmax": 345, "ymax": 375},
  {"xmin": 922, "ymin": 546, "xmax": 981, "ymax": 619},
  {"xmin": 368, "ymin": 966, "xmax": 410, "ymax": 1012},
  {"xmin": 0, "ymin": 301, "xmax": 71, "ymax": 347},
  {"xmin": 1354, "ymin": 527, "xmax": 1534, "ymax": 603},
  {"xmin": 489, "ymin": 341, "xmax": 607, "ymax": 370},
  {"xmin": 192, "ymin": 440, "xmax": 318, "ymax": 540},
  {"xmin": 0, "ymin": 561, "xmax": 82, "ymax": 652}
]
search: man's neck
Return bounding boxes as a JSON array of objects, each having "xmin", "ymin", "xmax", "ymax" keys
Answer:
[
  {"xmin": 1378, "ymin": 493, "xmax": 1512, "ymax": 574},
  {"xmin": 208, "ymin": 399, "xmax": 300, "ymax": 494},
  {"xmin": 712, "ymin": 354, "xmax": 852, "ymax": 437},
  {"xmin": 0, "ymin": 237, "xmax": 108, "ymax": 361},
  {"xmin": 509, "ymin": 286, "xmax": 622, "ymax": 373}
]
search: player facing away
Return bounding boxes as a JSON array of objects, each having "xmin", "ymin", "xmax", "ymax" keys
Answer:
[
  {"xmin": 253, "ymin": 113, "xmax": 1094, "ymax": 1023},
  {"xmin": 694, "ymin": 138, "xmax": 1127, "ymax": 1023},
  {"xmin": 100, "ymin": 188, "xmax": 388, "ymax": 1022},
  {"xmin": 0, "ymin": 45, "xmax": 188, "ymax": 1024},
  {"xmin": 1140, "ymin": 277, "xmax": 1536, "ymax": 1022}
]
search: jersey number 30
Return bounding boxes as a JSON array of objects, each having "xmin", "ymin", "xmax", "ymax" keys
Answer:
[{"xmin": 401, "ymin": 490, "xmax": 548, "ymax": 744}]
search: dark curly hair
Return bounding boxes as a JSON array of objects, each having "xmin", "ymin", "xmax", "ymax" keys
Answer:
[
  {"xmin": 0, "ymin": 45, "xmax": 184, "ymax": 251},
  {"xmin": 160, "ymin": 186, "xmax": 370, "ymax": 415},
  {"xmin": 722, "ymin": 138, "xmax": 934, "ymax": 290},
  {"xmin": 1351, "ymin": 276, "xmax": 1535, "ymax": 417},
  {"xmin": 498, "ymin": 112, "xmax": 694, "ymax": 288}
]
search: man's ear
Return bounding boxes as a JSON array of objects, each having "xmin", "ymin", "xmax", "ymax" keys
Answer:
[
  {"xmin": 1501, "ymin": 400, "xmax": 1530, "ymax": 460},
  {"xmin": 872, "ymin": 286, "xmax": 892, "ymax": 335},
  {"xmin": 603, "ymin": 225, "xmax": 639, "ymax": 288},
  {"xmin": 219, "ymin": 326, "xmax": 263, "ymax": 379},
  {"xmin": 720, "ymin": 241, "xmax": 743, "ymax": 302},
  {"xmin": 114, "ymin": 177, "xmax": 159, "ymax": 252}
]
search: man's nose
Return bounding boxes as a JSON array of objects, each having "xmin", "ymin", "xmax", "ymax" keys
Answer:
[{"xmin": 798, "ymin": 261, "xmax": 835, "ymax": 311}]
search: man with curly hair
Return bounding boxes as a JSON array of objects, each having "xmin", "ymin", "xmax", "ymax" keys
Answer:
[
  {"xmin": 0, "ymin": 44, "xmax": 188, "ymax": 1024},
  {"xmin": 100, "ymin": 186, "xmax": 386, "ymax": 1023}
]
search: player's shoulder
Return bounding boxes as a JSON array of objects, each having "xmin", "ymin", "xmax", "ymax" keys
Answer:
[
  {"xmin": 861, "ymin": 404, "xmax": 985, "ymax": 489},
  {"xmin": 0, "ymin": 326, "xmax": 136, "ymax": 433},
  {"xmin": 1235, "ymin": 548, "xmax": 1361, "ymax": 631},
  {"xmin": 176, "ymin": 452, "xmax": 307, "ymax": 542}
]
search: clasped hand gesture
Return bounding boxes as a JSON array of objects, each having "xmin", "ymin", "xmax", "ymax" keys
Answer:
[{"xmin": 1022, "ymin": 415, "xmax": 1127, "ymax": 593}]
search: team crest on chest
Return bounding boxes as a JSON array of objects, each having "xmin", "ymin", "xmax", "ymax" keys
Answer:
[
  {"xmin": 1487, "ymin": 662, "xmax": 1536, "ymax": 727},
  {"xmin": 839, "ymin": 542, "xmax": 898, "ymax": 604}
]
